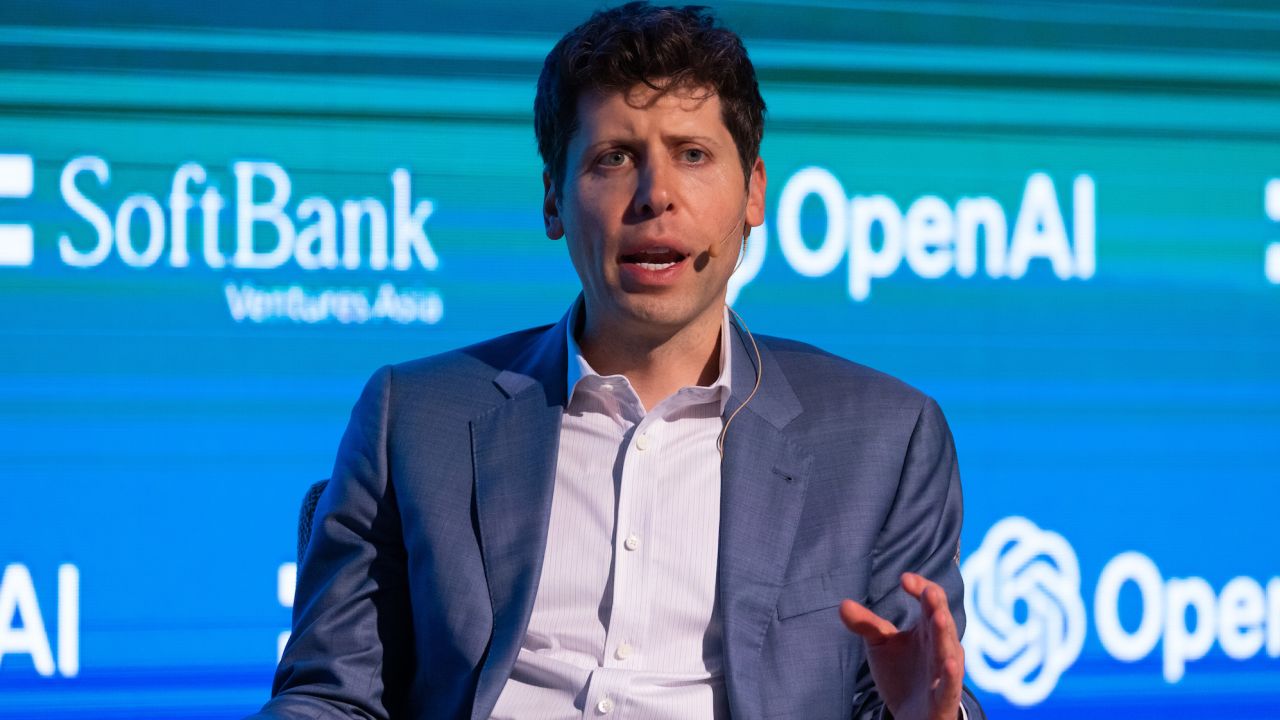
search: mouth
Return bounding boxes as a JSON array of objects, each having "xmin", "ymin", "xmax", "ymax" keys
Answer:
[
  {"xmin": 616, "ymin": 245, "xmax": 691, "ymax": 287},
  {"xmin": 619, "ymin": 246, "xmax": 689, "ymax": 272}
]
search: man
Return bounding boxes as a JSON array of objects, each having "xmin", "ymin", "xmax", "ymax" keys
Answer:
[{"xmin": 251, "ymin": 3, "xmax": 983, "ymax": 719}]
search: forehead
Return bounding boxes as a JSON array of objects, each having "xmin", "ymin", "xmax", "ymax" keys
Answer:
[{"xmin": 571, "ymin": 83, "xmax": 729, "ymax": 143}]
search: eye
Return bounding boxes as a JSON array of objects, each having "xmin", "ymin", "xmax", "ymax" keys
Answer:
[
  {"xmin": 598, "ymin": 151, "xmax": 629, "ymax": 168},
  {"xmin": 681, "ymin": 148, "xmax": 707, "ymax": 164}
]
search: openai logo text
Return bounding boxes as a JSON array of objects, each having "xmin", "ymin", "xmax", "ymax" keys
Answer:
[
  {"xmin": 962, "ymin": 516, "xmax": 1280, "ymax": 706},
  {"xmin": 769, "ymin": 167, "xmax": 1095, "ymax": 301}
]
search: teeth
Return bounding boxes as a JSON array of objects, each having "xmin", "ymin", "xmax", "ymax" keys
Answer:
[{"xmin": 636, "ymin": 262, "xmax": 676, "ymax": 271}]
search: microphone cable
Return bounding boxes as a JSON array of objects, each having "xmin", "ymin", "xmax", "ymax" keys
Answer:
[{"xmin": 717, "ymin": 304, "xmax": 763, "ymax": 455}]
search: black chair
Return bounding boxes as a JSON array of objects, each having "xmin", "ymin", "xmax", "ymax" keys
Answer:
[{"xmin": 297, "ymin": 479, "xmax": 329, "ymax": 563}]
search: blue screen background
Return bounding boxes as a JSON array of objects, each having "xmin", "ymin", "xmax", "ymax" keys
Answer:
[{"xmin": 1, "ymin": 1, "xmax": 1278, "ymax": 717}]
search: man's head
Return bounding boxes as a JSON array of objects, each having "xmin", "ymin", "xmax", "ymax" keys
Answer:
[
  {"xmin": 537, "ymin": 2, "xmax": 768, "ymax": 344},
  {"xmin": 535, "ymin": 2, "xmax": 765, "ymax": 192}
]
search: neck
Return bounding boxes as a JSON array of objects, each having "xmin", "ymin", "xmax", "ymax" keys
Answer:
[{"xmin": 577, "ymin": 305, "xmax": 723, "ymax": 411}]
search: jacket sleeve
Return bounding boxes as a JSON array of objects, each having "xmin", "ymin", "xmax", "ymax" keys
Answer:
[
  {"xmin": 849, "ymin": 396, "xmax": 986, "ymax": 720},
  {"xmin": 247, "ymin": 365, "xmax": 414, "ymax": 720}
]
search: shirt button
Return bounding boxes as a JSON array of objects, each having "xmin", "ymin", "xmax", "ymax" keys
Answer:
[
  {"xmin": 635, "ymin": 433, "xmax": 650, "ymax": 451},
  {"xmin": 624, "ymin": 534, "xmax": 640, "ymax": 551},
  {"xmin": 615, "ymin": 642, "xmax": 634, "ymax": 660},
  {"xmin": 596, "ymin": 697, "xmax": 615, "ymax": 714}
]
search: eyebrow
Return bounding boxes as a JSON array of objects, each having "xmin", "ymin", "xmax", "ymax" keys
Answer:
[{"xmin": 583, "ymin": 133, "xmax": 722, "ymax": 152}]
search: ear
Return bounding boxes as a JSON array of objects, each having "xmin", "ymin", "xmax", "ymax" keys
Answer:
[
  {"xmin": 744, "ymin": 157, "xmax": 767, "ymax": 232},
  {"xmin": 543, "ymin": 169, "xmax": 564, "ymax": 240}
]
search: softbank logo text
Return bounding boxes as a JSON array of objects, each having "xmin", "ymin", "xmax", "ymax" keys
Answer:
[
  {"xmin": 962, "ymin": 517, "xmax": 1280, "ymax": 706},
  {"xmin": 772, "ymin": 168, "xmax": 1095, "ymax": 300},
  {"xmin": 5, "ymin": 154, "xmax": 438, "ymax": 272}
]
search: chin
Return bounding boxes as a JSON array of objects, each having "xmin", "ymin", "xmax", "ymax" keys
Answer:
[{"xmin": 614, "ymin": 294, "xmax": 712, "ymax": 332}]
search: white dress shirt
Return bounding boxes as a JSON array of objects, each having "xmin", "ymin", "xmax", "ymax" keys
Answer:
[{"xmin": 490, "ymin": 303, "xmax": 732, "ymax": 720}]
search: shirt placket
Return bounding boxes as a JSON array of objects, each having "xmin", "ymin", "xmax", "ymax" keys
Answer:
[{"xmin": 582, "ymin": 393, "xmax": 658, "ymax": 720}]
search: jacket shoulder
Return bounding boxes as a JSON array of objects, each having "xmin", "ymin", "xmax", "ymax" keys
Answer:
[
  {"xmin": 756, "ymin": 334, "xmax": 933, "ymax": 411},
  {"xmin": 391, "ymin": 324, "xmax": 553, "ymax": 381},
  {"xmin": 359, "ymin": 324, "xmax": 555, "ymax": 415}
]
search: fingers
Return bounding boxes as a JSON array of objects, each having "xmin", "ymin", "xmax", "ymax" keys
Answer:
[
  {"xmin": 902, "ymin": 573, "xmax": 965, "ymax": 706},
  {"xmin": 839, "ymin": 598, "xmax": 899, "ymax": 646},
  {"xmin": 902, "ymin": 573, "xmax": 953, "ymax": 630}
]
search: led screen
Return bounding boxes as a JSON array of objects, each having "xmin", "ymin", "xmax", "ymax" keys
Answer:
[{"xmin": 2, "ymin": 2, "xmax": 1278, "ymax": 717}]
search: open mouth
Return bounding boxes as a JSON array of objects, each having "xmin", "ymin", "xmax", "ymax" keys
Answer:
[{"xmin": 619, "ymin": 247, "xmax": 688, "ymax": 271}]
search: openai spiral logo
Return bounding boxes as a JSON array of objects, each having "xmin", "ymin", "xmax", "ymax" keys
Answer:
[{"xmin": 961, "ymin": 517, "xmax": 1086, "ymax": 706}]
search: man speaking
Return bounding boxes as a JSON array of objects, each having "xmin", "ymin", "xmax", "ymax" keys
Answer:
[{"xmin": 251, "ymin": 3, "xmax": 983, "ymax": 718}]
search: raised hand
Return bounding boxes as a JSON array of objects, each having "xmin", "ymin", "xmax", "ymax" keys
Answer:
[{"xmin": 839, "ymin": 572, "xmax": 964, "ymax": 720}]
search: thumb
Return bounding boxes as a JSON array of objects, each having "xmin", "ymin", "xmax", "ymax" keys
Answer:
[{"xmin": 839, "ymin": 599, "xmax": 899, "ymax": 646}]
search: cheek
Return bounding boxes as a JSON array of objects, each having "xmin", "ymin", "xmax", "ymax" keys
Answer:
[{"xmin": 562, "ymin": 198, "xmax": 619, "ymax": 253}]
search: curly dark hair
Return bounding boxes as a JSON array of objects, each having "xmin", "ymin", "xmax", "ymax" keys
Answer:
[{"xmin": 535, "ymin": 2, "xmax": 766, "ymax": 191}]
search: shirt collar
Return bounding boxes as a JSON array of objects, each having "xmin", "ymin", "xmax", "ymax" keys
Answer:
[{"xmin": 563, "ymin": 296, "xmax": 733, "ymax": 414}]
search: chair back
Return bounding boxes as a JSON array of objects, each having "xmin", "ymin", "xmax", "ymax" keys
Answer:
[{"xmin": 297, "ymin": 479, "xmax": 329, "ymax": 562}]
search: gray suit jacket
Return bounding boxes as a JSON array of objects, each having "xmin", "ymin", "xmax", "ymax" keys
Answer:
[{"xmin": 250, "ymin": 315, "xmax": 984, "ymax": 720}]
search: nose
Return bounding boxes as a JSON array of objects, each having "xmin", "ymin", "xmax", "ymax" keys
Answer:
[{"xmin": 632, "ymin": 158, "xmax": 675, "ymax": 218}]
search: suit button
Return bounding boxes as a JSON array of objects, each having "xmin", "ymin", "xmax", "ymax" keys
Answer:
[
  {"xmin": 596, "ymin": 697, "xmax": 615, "ymax": 714},
  {"xmin": 615, "ymin": 642, "xmax": 633, "ymax": 660},
  {"xmin": 635, "ymin": 433, "xmax": 650, "ymax": 451},
  {"xmin": 624, "ymin": 534, "xmax": 640, "ymax": 551}
]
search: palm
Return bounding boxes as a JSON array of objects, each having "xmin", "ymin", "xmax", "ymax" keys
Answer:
[{"xmin": 839, "ymin": 573, "xmax": 962, "ymax": 720}]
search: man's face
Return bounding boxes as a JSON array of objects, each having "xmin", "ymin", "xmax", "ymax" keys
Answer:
[{"xmin": 544, "ymin": 83, "xmax": 766, "ymax": 340}]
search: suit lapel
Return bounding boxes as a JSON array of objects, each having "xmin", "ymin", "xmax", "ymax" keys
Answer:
[
  {"xmin": 718, "ymin": 323, "xmax": 811, "ymax": 719},
  {"xmin": 465, "ymin": 314, "xmax": 811, "ymax": 719},
  {"xmin": 469, "ymin": 321, "xmax": 568, "ymax": 720}
]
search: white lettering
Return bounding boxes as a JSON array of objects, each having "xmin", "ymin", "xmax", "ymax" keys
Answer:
[
  {"xmin": 58, "ymin": 156, "xmax": 113, "ymax": 267},
  {"xmin": 223, "ymin": 281, "xmax": 442, "ymax": 325},
  {"xmin": 341, "ymin": 198, "xmax": 388, "ymax": 270},
  {"xmin": 777, "ymin": 166, "xmax": 846, "ymax": 277},
  {"xmin": 200, "ymin": 187, "xmax": 227, "ymax": 268},
  {"xmin": 1073, "ymin": 174, "xmax": 1096, "ymax": 279},
  {"xmin": 848, "ymin": 195, "xmax": 902, "ymax": 301},
  {"xmin": 114, "ymin": 193, "xmax": 166, "ymax": 267},
  {"xmin": 954, "ymin": 196, "xmax": 1007, "ymax": 278},
  {"xmin": 1266, "ymin": 179, "xmax": 1280, "ymax": 284},
  {"xmin": 168, "ymin": 162, "xmax": 206, "ymax": 267},
  {"xmin": 1008, "ymin": 173, "xmax": 1073, "ymax": 280},
  {"xmin": 391, "ymin": 168, "xmax": 438, "ymax": 270},
  {"xmin": 775, "ymin": 168, "xmax": 1094, "ymax": 300},
  {"xmin": 1267, "ymin": 577, "xmax": 1280, "ymax": 657},
  {"xmin": 1217, "ymin": 576, "xmax": 1265, "ymax": 660},
  {"xmin": 904, "ymin": 195, "xmax": 953, "ymax": 279},
  {"xmin": 1093, "ymin": 551, "xmax": 1278, "ymax": 683},
  {"xmin": 52, "ymin": 156, "xmax": 438, "ymax": 274},
  {"xmin": 1095, "ymin": 551, "xmax": 1163, "ymax": 662},
  {"xmin": 295, "ymin": 196, "xmax": 338, "ymax": 270},
  {"xmin": 234, "ymin": 161, "xmax": 295, "ymax": 269},
  {"xmin": 0, "ymin": 564, "xmax": 54, "ymax": 676},
  {"xmin": 277, "ymin": 562, "xmax": 296, "ymax": 661},
  {"xmin": 371, "ymin": 282, "xmax": 444, "ymax": 324},
  {"xmin": 56, "ymin": 565, "xmax": 78, "ymax": 678},
  {"xmin": 1163, "ymin": 577, "xmax": 1216, "ymax": 682}
]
